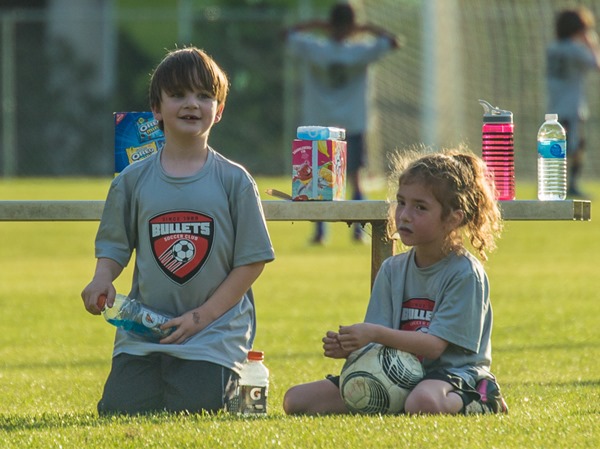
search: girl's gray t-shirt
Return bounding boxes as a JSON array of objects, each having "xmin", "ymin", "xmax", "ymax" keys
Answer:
[{"xmin": 365, "ymin": 249, "xmax": 493, "ymax": 379}]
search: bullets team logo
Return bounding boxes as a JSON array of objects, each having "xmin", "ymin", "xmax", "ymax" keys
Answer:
[
  {"xmin": 400, "ymin": 298, "xmax": 435, "ymax": 332},
  {"xmin": 149, "ymin": 211, "xmax": 214, "ymax": 284},
  {"xmin": 400, "ymin": 297, "xmax": 435, "ymax": 362}
]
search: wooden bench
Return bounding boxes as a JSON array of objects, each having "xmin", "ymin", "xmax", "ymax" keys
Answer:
[{"xmin": 0, "ymin": 199, "xmax": 592, "ymax": 286}]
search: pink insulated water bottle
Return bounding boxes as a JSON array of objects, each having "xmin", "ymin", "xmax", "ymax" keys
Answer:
[{"xmin": 479, "ymin": 99, "xmax": 515, "ymax": 200}]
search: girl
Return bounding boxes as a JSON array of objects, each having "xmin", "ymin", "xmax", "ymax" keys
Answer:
[{"xmin": 283, "ymin": 148, "xmax": 508, "ymax": 415}]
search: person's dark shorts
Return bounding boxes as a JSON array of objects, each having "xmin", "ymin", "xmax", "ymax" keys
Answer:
[
  {"xmin": 561, "ymin": 119, "xmax": 585, "ymax": 155},
  {"xmin": 421, "ymin": 369, "xmax": 482, "ymax": 404},
  {"xmin": 326, "ymin": 374, "xmax": 341, "ymax": 387},
  {"xmin": 346, "ymin": 133, "xmax": 366, "ymax": 174},
  {"xmin": 97, "ymin": 353, "xmax": 238, "ymax": 415}
]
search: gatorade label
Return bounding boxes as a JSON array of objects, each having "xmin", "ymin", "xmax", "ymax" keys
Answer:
[{"xmin": 238, "ymin": 385, "xmax": 267, "ymax": 414}]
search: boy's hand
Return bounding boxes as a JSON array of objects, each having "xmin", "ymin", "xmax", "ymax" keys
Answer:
[
  {"xmin": 81, "ymin": 280, "xmax": 115, "ymax": 315},
  {"xmin": 82, "ymin": 258, "xmax": 122, "ymax": 315},
  {"xmin": 158, "ymin": 309, "xmax": 206, "ymax": 344},
  {"xmin": 585, "ymin": 29, "xmax": 599, "ymax": 47},
  {"xmin": 322, "ymin": 330, "xmax": 351, "ymax": 359}
]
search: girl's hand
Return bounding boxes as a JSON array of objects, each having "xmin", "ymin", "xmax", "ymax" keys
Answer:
[
  {"xmin": 337, "ymin": 323, "xmax": 378, "ymax": 351},
  {"xmin": 322, "ymin": 330, "xmax": 351, "ymax": 359}
]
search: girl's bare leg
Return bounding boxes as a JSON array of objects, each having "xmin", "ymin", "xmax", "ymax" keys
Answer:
[
  {"xmin": 404, "ymin": 379, "xmax": 463, "ymax": 415},
  {"xmin": 283, "ymin": 379, "xmax": 349, "ymax": 415}
]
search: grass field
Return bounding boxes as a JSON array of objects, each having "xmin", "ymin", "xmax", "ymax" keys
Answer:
[{"xmin": 0, "ymin": 177, "xmax": 598, "ymax": 448}]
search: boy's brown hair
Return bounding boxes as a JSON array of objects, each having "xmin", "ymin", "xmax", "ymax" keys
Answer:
[{"xmin": 149, "ymin": 47, "xmax": 229, "ymax": 128}]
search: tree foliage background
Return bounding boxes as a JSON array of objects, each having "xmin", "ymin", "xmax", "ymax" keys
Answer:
[{"xmin": 0, "ymin": 0, "xmax": 340, "ymax": 176}]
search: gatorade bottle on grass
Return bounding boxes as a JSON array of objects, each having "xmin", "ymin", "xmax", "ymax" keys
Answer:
[{"xmin": 228, "ymin": 350, "xmax": 269, "ymax": 415}]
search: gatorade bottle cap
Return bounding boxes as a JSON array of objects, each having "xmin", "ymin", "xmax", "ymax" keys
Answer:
[{"xmin": 248, "ymin": 350, "xmax": 264, "ymax": 361}]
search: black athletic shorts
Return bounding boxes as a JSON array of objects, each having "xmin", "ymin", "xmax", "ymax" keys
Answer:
[
  {"xmin": 97, "ymin": 353, "xmax": 238, "ymax": 415},
  {"xmin": 346, "ymin": 133, "xmax": 366, "ymax": 174}
]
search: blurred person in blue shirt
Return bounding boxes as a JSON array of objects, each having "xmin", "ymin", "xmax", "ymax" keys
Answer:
[
  {"xmin": 285, "ymin": 2, "xmax": 399, "ymax": 243},
  {"xmin": 546, "ymin": 6, "xmax": 600, "ymax": 198}
]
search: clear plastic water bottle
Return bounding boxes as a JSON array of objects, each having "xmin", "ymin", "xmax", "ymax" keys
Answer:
[
  {"xmin": 479, "ymin": 99, "xmax": 515, "ymax": 200},
  {"xmin": 229, "ymin": 350, "xmax": 269, "ymax": 415},
  {"xmin": 537, "ymin": 114, "xmax": 567, "ymax": 201},
  {"xmin": 101, "ymin": 294, "xmax": 175, "ymax": 342}
]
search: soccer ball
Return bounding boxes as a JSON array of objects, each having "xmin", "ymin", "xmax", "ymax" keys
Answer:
[
  {"xmin": 172, "ymin": 239, "xmax": 195, "ymax": 263},
  {"xmin": 340, "ymin": 343, "xmax": 424, "ymax": 414}
]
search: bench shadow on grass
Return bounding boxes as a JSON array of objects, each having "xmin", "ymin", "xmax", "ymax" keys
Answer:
[
  {"xmin": 0, "ymin": 409, "xmax": 284, "ymax": 433},
  {"xmin": 494, "ymin": 340, "xmax": 599, "ymax": 353},
  {"xmin": 0, "ymin": 358, "xmax": 108, "ymax": 371}
]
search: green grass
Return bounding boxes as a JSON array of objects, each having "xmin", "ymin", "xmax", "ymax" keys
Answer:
[{"xmin": 0, "ymin": 177, "xmax": 598, "ymax": 448}]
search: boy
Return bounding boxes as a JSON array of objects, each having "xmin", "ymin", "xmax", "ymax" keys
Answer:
[
  {"xmin": 546, "ymin": 6, "xmax": 600, "ymax": 198},
  {"xmin": 81, "ymin": 47, "xmax": 275, "ymax": 415}
]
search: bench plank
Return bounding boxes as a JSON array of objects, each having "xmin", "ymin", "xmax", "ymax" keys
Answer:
[{"xmin": 0, "ymin": 200, "xmax": 591, "ymax": 221}]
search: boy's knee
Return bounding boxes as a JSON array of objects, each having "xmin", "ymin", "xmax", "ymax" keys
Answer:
[
  {"xmin": 97, "ymin": 398, "xmax": 139, "ymax": 416},
  {"xmin": 97, "ymin": 391, "xmax": 162, "ymax": 416}
]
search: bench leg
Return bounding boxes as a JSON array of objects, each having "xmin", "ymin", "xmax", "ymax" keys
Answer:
[{"xmin": 370, "ymin": 220, "xmax": 394, "ymax": 288}]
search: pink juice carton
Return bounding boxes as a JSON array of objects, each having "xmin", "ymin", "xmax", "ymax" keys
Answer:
[
  {"xmin": 292, "ymin": 139, "xmax": 347, "ymax": 201},
  {"xmin": 114, "ymin": 112, "xmax": 165, "ymax": 174}
]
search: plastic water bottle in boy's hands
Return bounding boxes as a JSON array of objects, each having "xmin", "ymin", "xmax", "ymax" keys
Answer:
[{"xmin": 99, "ymin": 294, "xmax": 175, "ymax": 342}]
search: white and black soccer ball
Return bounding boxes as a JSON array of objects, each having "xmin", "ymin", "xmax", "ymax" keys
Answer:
[
  {"xmin": 172, "ymin": 239, "xmax": 195, "ymax": 263},
  {"xmin": 340, "ymin": 343, "xmax": 424, "ymax": 414}
]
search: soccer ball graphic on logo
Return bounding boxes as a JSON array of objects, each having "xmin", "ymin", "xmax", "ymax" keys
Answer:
[
  {"xmin": 340, "ymin": 343, "xmax": 424, "ymax": 414},
  {"xmin": 172, "ymin": 239, "xmax": 195, "ymax": 263}
]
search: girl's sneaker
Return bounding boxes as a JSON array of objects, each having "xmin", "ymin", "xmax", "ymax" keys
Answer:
[{"xmin": 464, "ymin": 378, "xmax": 509, "ymax": 415}]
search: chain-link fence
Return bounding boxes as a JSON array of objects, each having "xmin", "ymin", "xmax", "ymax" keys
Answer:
[{"xmin": 362, "ymin": 0, "xmax": 600, "ymax": 181}]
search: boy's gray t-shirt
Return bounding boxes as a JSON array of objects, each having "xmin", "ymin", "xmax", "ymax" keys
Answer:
[
  {"xmin": 365, "ymin": 249, "xmax": 493, "ymax": 379},
  {"xmin": 95, "ymin": 148, "xmax": 275, "ymax": 372}
]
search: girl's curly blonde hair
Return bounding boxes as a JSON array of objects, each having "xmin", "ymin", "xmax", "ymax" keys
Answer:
[{"xmin": 388, "ymin": 146, "xmax": 503, "ymax": 261}]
